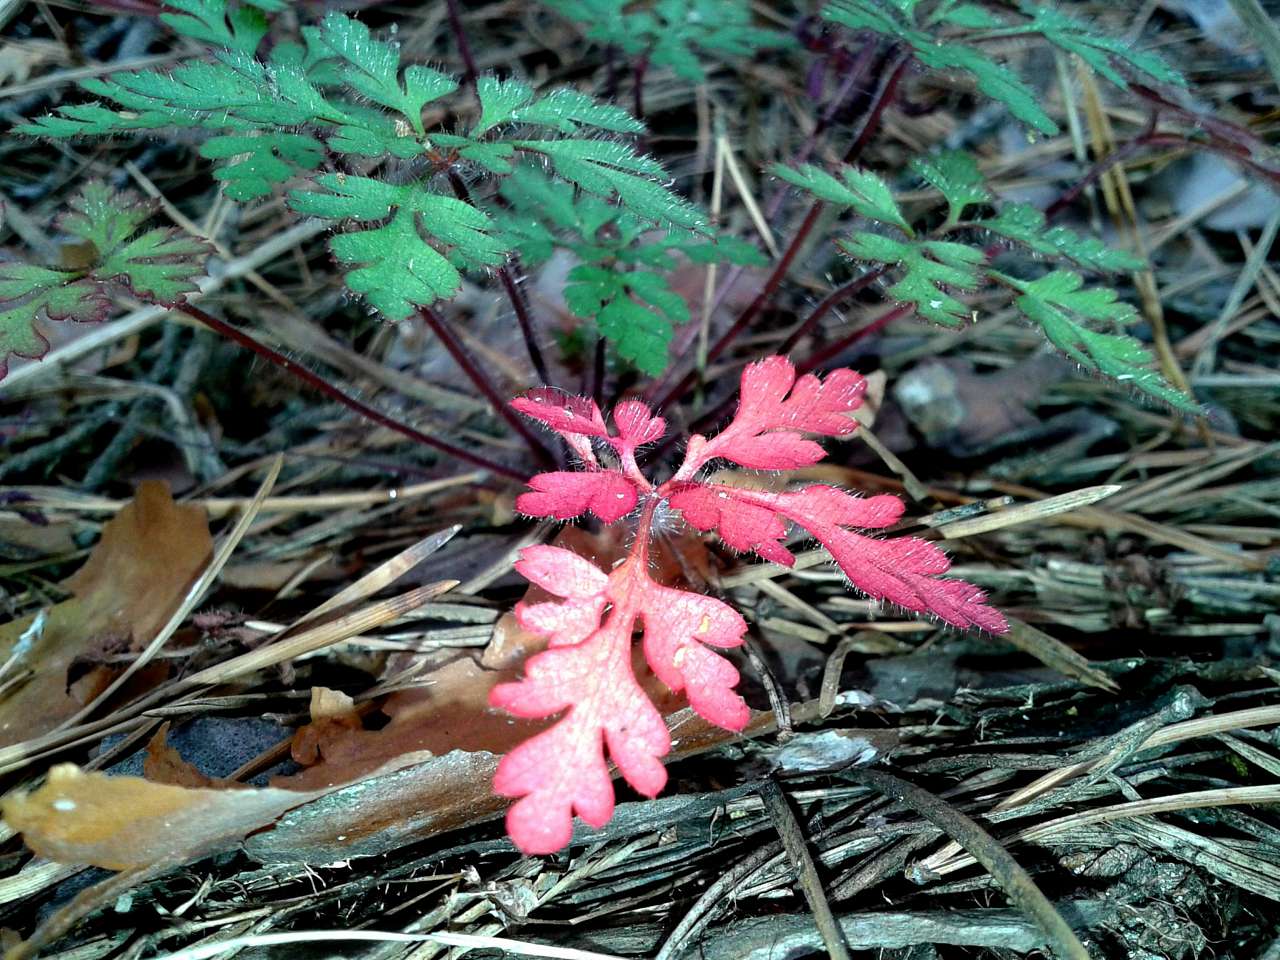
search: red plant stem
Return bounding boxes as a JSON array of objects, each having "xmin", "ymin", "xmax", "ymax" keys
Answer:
[
  {"xmin": 174, "ymin": 302, "xmax": 527, "ymax": 481},
  {"xmin": 842, "ymin": 48, "xmax": 912, "ymax": 163},
  {"xmin": 444, "ymin": 0, "xmax": 479, "ymax": 89},
  {"xmin": 418, "ymin": 306, "xmax": 555, "ymax": 466},
  {"xmin": 445, "ymin": 170, "xmax": 552, "ymax": 386},
  {"xmin": 775, "ymin": 266, "xmax": 887, "ymax": 356},
  {"xmin": 648, "ymin": 200, "xmax": 826, "ymax": 413},
  {"xmin": 796, "ymin": 302, "xmax": 914, "ymax": 375},
  {"xmin": 633, "ymin": 53, "xmax": 650, "ymax": 122},
  {"xmin": 497, "ymin": 260, "xmax": 552, "ymax": 385},
  {"xmin": 647, "ymin": 50, "xmax": 914, "ymax": 415}
]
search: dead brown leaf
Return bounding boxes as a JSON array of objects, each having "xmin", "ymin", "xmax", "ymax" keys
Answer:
[{"xmin": 0, "ymin": 481, "xmax": 212, "ymax": 746}]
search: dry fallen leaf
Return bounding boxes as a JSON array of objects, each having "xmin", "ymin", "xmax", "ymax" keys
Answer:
[
  {"xmin": 0, "ymin": 764, "xmax": 318, "ymax": 870},
  {"xmin": 0, "ymin": 481, "xmax": 212, "ymax": 746}
]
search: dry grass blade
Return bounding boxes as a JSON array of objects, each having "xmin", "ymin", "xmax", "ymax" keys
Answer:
[
  {"xmin": 180, "ymin": 580, "xmax": 457, "ymax": 686},
  {"xmin": 999, "ymin": 617, "xmax": 1118, "ymax": 693},
  {"xmin": 936, "ymin": 485, "xmax": 1121, "ymax": 540},
  {"xmin": 150, "ymin": 930, "xmax": 628, "ymax": 960},
  {"xmin": 847, "ymin": 768, "xmax": 1090, "ymax": 960},
  {"xmin": 301, "ymin": 524, "xmax": 461, "ymax": 624},
  {"xmin": 933, "ymin": 784, "xmax": 1280, "ymax": 878}
]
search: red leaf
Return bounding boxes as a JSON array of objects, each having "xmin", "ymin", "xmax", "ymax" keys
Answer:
[
  {"xmin": 640, "ymin": 585, "xmax": 749, "ymax": 731},
  {"xmin": 511, "ymin": 388, "xmax": 609, "ymax": 465},
  {"xmin": 516, "ymin": 471, "xmax": 639, "ymax": 523},
  {"xmin": 670, "ymin": 484, "xmax": 1005, "ymax": 633},
  {"xmin": 490, "ymin": 545, "xmax": 747, "ymax": 854},
  {"xmin": 609, "ymin": 399, "xmax": 666, "ymax": 453},
  {"xmin": 683, "ymin": 356, "xmax": 867, "ymax": 472},
  {"xmin": 511, "ymin": 388, "xmax": 610, "ymax": 437}
]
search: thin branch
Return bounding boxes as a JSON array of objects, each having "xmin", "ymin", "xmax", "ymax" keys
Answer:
[
  {"xmin": 445, "ymin": 169, "xmax": 554, "ymax": 387},
  {"xmin": 418, "ymin": 306, "xmax": 555, "ymax": 466},
  {"xmin": 174, "ymin": 302, "xmax": 526, "ymax": 481},
  {"xmin": 444, "ymin": 0, "xmax": 479, "ymax": 89}
]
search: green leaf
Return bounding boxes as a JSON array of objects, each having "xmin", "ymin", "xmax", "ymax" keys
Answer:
[
  {"xmin": 0, "ymin": 184, "xmax": 208, "ymax": 380},
  {"xmin": 999, "ymin": 269, "xmax": 1196, "ymax": 409},
  {"xmin": 63, "ymin": 182, "xmax": 209, "ymax": 303},
  {"xmin": 160, "ymin": 0, "xmax": 274, "ymax": 55},
  {"xmin": 546, "ymin": 0, "xmax": 794, "ymax": 84},
  {"xmin": 1016, "ymin": 4, "xmax": 1185, "ymax": 88},
  {"xmin": 473, "ymin": 76, "xmax": 536, "ymax": 135},
  {"xmin": 563, "ymin": 264, "xmax": 689, "ymax": 375},
  {"xmin": 984, "ymin": 203, "xmax": 1144, "ymax": 272},
  {"xmin": 289, "ymin": 176, "xmax": 508, "ymax": 319},
  {"xmin": 911, "ymin": 150, "xmax": 990, "ymax": 224},
  {"xmin": 915, "ymin": 41, "xmax": 1058, "ymax": 135},
  {"xmin": 316, "ymin": 12, "xmax": 457, "ymax": 135},
  {"xmin": 773, "ymin": 163, "xmax": 912, "ymax": 234},
  {"xmin": 839, "ymin": 232, "xmax": 984, "ymax": 325},
  {"xmin": 514, "ymin": 139, "xmax": 705, "ymax": 231},
  {"xmin": 936, "ymin": 3, "xmax": 1004, "ymax": 28},
  {"xmin": 200, "ymin": 133, "xmax": 324, "ymax": 200},
  {"xmin": 821, "ymin": 0, "xmax": 1058, "ymax": 135}
]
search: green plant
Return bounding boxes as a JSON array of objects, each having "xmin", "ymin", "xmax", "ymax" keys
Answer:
[
  {"xmin": 821, "ymin": 0, "xmax": 1183, "ymax": 136},
  {"xmin": 12, "ymin": 2, "xmax": 699, "ymax": 336},
  {"xmin": 773, "ymin": 150, "xmax": 1195, "ymax": 409},
  {"xmin": 496, "ymin": 166, "xmax": 765, "ymax": 374},
  {"xmin": 542, "ymin": 0, "xmax": 795, "ymax": 85}
]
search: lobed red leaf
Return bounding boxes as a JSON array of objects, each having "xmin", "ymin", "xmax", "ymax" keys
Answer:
[{"xmin": 516, "ymin": 471, "xmax": 639, "ymax": 523}]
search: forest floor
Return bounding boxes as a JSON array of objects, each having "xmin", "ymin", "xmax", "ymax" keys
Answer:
[{"xmin": 0, "ymin": 1, "xmax": 1279, "ymax": 959}]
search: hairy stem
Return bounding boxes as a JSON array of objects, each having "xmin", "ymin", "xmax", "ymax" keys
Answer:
[
  {"xmin": 175, "ymin": 302, "xmax": 526, "ymax": 481},
  {"xmin": 647, "ymin": 50, "xmax": 913, "ymax": 414},
  {"xmin": 445, "ymin": 169, "xmax": 553, "ymax": 386},
  {"xmin": 418, "ymin": 306, "xmax": 555, "ymax": 466},
  {"xmin": 796, "ymin": 302, "xmax": 914, "ymax": 374},
  {"xmin": 497, "ymin": 259, "xmax": 552, "ymax": 385},
  {"xmin": 648, "ymin": 200, "xmax": 826, "ymax": 413},
  {"xmin": 444, "ymin": 0, "xmax": 479, "ymax": 89}
]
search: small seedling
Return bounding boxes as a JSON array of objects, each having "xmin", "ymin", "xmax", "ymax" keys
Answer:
[{"xmin": 496, "ymin": 355, "xmax": 1005, "ymax": 853}]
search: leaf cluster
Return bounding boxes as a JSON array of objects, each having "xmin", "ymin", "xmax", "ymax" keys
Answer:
[
  {"xmin": 18, "ymin": 1, "xmax": 701, "ymax": 322},
  {"xmin": 496, "ymin": 167, "xmax": 764, "ymax": 374},
  {"xmin": 0, "ymin": 184, "xmax": 208, "ymax": 378},
  {"xmin": 775, "ymin": 150, "xmax": 1196, "ymax": 409},
  {"xmin": 821, "ymin": 0, "xmax": 1183, "ymax": 135},
  {"xmin": 543, "ymin": 0, "xmax": 795, "ymax": 83}
]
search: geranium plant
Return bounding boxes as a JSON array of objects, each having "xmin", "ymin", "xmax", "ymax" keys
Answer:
[{"xmin": 493, "ymin": 355, "xmax": 1006, "ymax": 854}]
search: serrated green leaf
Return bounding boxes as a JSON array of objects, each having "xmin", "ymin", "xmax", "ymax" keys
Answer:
[
  {"xmin": 916, "ymin": 41, "xmax": 1058, "ymax": 135},
  {"xmin": 161, "ymin": 0, "xmax": 272, "ymax": 55},
  {"xmin": 474, "ymin": 76, "xmax": 536, "ymax": 136},
  {"xmin": 1, "ymin": 185, "xmax": 208, "ymax": 380},
  {"xmin": 200, "ymin": 133, "xmax": 324, "ymax": 200},
  {"xmin": 840, "ymin": 232, "xmax": 983, "ymax": 325},
  {"xmin": 513, "ymin": 88, "xmax": 644, "ymax": 134},
  {"xmin": 317, "ymin": 12, "xmax": 457, "ymax": 135},
  {"xmin": 547, "ymin": 0, "xmax": 794, "ymax": 84},
  {"xmin": 998, "ymin": 269, "xmax": 1196, "ymax": 409},
  {"xmin": 514, "ymin": 139, "xmax": 705, "ymax": 231},
  {"xmin": 63, "ymin": 183, "xmax": 209, "ymax": 303},
  {"xmin": 1016, "ymin": 4, "xmax": 1185, "ymax": 88},
  {"xmin": 821, "ymin": 0, "xmax": 910, "ymax": 39},
  {"xmin": 985, "ymin": 203, "xmax": 1144, "ymax": 272},
  {"xmin": 911, "ymin": 150, "xmax": 990, "ymax": 224},
  {"xmin": 289, "ymin": 176, "xmax": 508, "ymax": 319},
  {"xmin": 936, "ymin": 3, "xmax": 1004, "ymax": 28},
  {"xmin": 773, "ymin": 163, "xmax": 912, "ymax": 234}
]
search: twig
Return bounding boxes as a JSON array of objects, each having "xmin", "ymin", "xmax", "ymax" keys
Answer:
[
  {"xmin": 759, "ymin": 781, "xmax": 852, "ymax": 960},
  {"xmin": 418, "ymin": 306, "xmax": 554, "ymax": 466}
]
